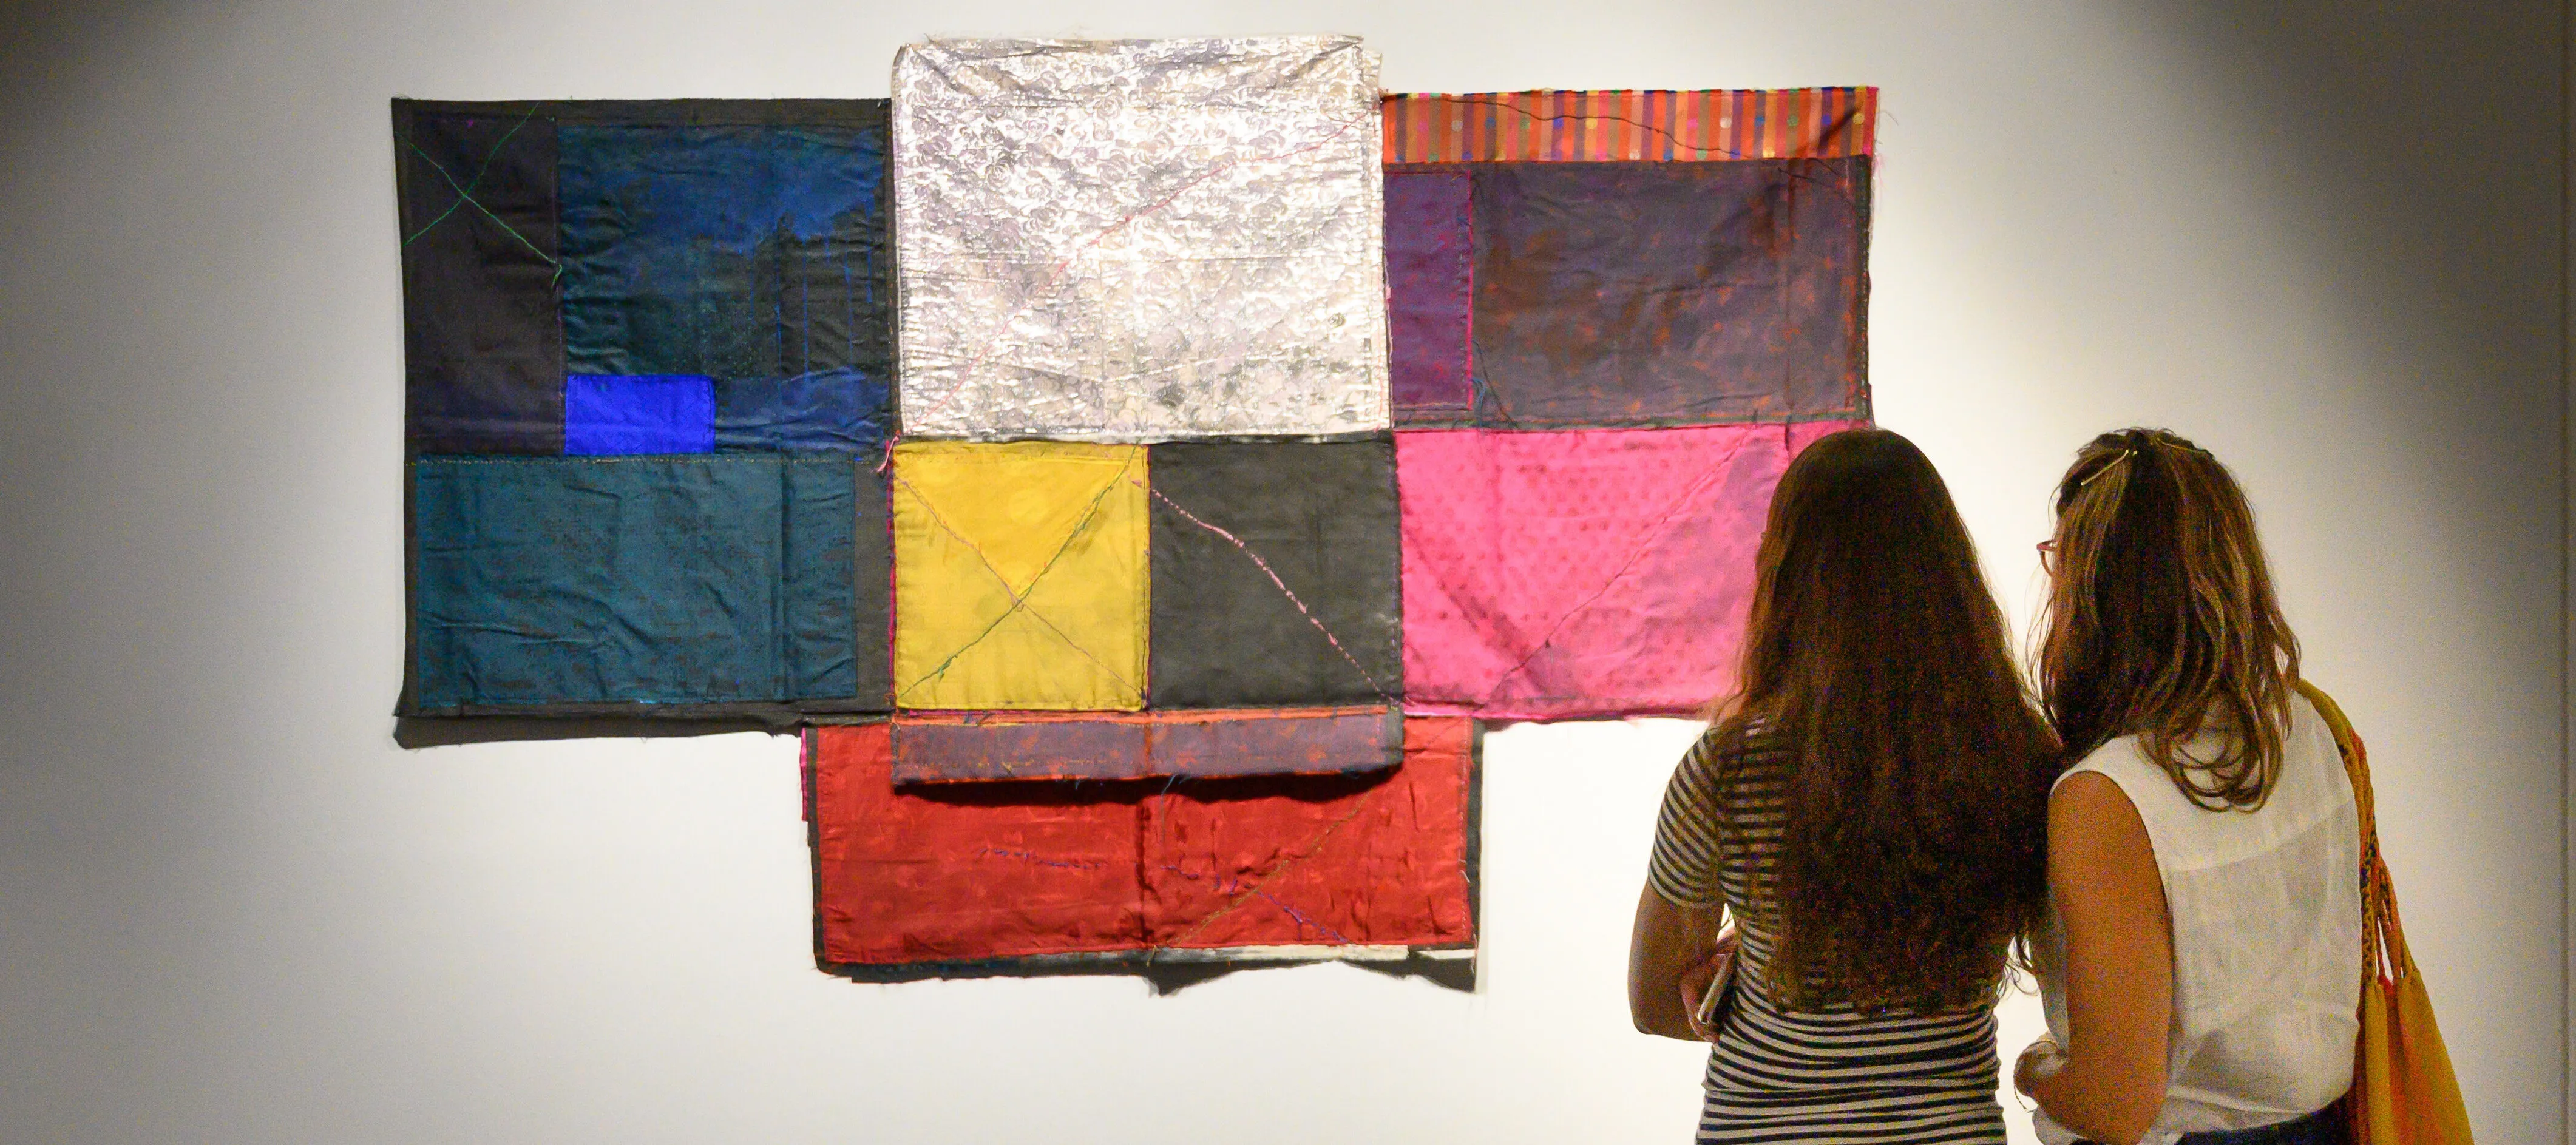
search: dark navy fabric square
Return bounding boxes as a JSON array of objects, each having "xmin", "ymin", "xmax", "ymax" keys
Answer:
[
  {"xmin": 557, "ymin": 123, "xmax": 892, "ymax": 453},
  {"xmin": 564, "ymin": 374, "xmax": 716, "ymax": 454},
  {"xmin": 714, "ymin": 368, "xmax": 890, "ymax": 453},
  {"xmin": 1146, "ymin": 439, "xmax": 1402, "ymax": 708},
  {"xmin": 406, "ymin": 454, "xmax": 864, "ymax": 710},
  {"xmin": 394, "ymin": 101, "xmax": 563, "ymax": 456}
]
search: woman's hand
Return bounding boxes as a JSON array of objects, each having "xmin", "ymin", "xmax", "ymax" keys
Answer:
[{"xmin": 1676, "ymin": 924, "xmax": 1739, "ymax": 1042}]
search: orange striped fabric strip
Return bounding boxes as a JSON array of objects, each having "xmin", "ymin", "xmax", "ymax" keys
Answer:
[{"xmin": 1381, "ymin": 87, "xmax": 1877, "ymax": 163}]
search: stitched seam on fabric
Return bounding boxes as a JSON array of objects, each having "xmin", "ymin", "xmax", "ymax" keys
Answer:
[
  {"xmin": 1141, "ymin": 480, "xmax": 1394, "ymax": 701},
  {"xmin": 401, "ymin": 133, "xmax": 560, "ymax": 274},
  {"xmin": 891, "ymin": 462, "xmax": 1140, "ymax": 700},
  {"xmin": 401, "ymin": 103, "xmax": 545, "ymax": 248},
  {"xmin": 1156, "ymin": 789, "xmax": 1381, "ymax": 950},
  {"xmin": 1474, "ymin": 431, "xmax": 1756, "ymax": 706},
  {"xmin": 1157, "ymin": 864, "xmax": 1354, "ymax": 944}
]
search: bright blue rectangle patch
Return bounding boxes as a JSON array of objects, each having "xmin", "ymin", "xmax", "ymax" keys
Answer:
[{"xmin": 564, "ymin": 374, "xmax": 716, "ymax": 454}]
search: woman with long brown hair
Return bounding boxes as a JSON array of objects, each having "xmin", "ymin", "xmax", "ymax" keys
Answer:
[
  {"xmin": 2014, "ymin": 428, "xmax": 2361, "ymax": 1145},
  {"xmin": 1629, "ymin": 428, "xmax": 2059, "ymax": 1143}
]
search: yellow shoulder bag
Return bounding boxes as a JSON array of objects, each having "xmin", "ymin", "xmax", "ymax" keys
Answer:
[{"xmin": 2295, "ymin": 681, "xmax": 2473, "ymax": 1144}]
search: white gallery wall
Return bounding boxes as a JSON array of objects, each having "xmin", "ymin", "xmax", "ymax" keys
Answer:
[{"xmin": 0, "ymin": 1, "xmax": 2561, "ymax": 1142}]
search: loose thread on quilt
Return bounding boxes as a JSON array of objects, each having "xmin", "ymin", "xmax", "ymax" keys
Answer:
[
  {"xmin": 975, "ymin": 846, "xmax": 1110, "ymax": 873},
  {"xmin": 1159, "ymin": 865, "xmax": 1354, "ymax": 945},
  {"xmin": 1139, "ymin": 480, "xmax": 1393, "ymax": 700}
]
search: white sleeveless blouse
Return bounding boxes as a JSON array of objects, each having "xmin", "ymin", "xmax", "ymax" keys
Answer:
[{"xmin": 2033, "ymin": 692, "xmax": 2362, "ymax": 1144}]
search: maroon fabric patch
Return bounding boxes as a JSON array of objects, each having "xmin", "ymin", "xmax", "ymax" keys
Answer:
[
  {"xmin": 889, "ymin": 708, "xmax": 1398, "ymax": 783},
  {"xmin": 1469, "ymin": 158, "xmax": 1869, "ymax": 427}
]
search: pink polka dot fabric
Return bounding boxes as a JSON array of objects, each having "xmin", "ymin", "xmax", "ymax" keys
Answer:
[{"xmin": 1397, "ymin": 421, "xmax": 1864, "ymax": 721}]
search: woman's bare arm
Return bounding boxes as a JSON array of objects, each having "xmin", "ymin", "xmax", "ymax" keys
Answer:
[
  {"xmin": 1629, "ymin": 881, "xmax": 1724, "ymax": 1040},
  {"xmin": 2019, "ymin": 772, "xmax": 2174, "ymax": 1145}
]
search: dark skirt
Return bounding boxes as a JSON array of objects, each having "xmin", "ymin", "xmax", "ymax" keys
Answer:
[{"xmin": 2079, "ymin": 1103, "xmax": 2350, "ymax": 1145}]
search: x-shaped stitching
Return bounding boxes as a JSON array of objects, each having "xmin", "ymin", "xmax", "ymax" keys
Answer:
[
  {"xmin": 400, "ymin": 103, "xmax": 561, "ymax": 278},
  {"xmin": 1475, "ymin": 430, "xmax": 1757, "ymax": 705},
  {"xmin": 892, "ymin": 462, "xmax": 1141, "ymax": 700}
]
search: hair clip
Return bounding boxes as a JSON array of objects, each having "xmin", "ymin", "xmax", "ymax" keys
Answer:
[{"xmin": 2079, "ymin": 449, "xmax": 2132, "ymax": 487}]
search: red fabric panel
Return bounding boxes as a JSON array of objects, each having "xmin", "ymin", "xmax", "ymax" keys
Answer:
[
  {"xmin": 812, "ymin": 724, "xmax": 1142, "ymax": 964},
  {"xmin": 1144, "ymin": 716, "xmax": 1475, "ymax": 950},
  {"xmin": 811, "ymin": 718, "xmax": 1476, "ymax": 967}
]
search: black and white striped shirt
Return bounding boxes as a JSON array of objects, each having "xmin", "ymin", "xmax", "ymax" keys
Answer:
[{"xmin": 1649, "ymin": 725, "xmax": 2008, "ymax": 1144}]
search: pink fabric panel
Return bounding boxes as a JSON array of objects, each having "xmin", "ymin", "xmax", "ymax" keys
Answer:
[{"xmin": 1398, "ymin": 421, "xmax": 1865, "ymax": 721}]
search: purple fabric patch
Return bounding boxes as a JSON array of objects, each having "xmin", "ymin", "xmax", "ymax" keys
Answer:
[
  {"xmin": 889, "ymin": 708, "xmax": 1400, "ymax": 783},
  {"xmin": 1385, "ymin": 171, "xmax": 1474, "ymax": 418},
  {"xmin": 1470, "ymin": 158, "xmax": 1869, "ymax": 427}
]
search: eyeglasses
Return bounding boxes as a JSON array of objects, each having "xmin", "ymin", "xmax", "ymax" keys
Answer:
[{"xmin": 2036, "ymin": 539, "xmax": 2059, "ymax": 575}]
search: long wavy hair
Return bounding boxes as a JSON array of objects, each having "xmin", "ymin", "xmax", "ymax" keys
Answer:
[
  {"xmin": 2035, "ymin": 428, "xmax": 2300, "ymax": 810},
  {"xmin": 1710, "ymin": 428, "xmax": 2059, "ymax": 1012}
]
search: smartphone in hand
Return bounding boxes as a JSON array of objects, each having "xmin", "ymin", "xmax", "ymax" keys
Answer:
[{"xmin": 1692, "ymin": 924, "xmax": 1741, "ymax": 1037}]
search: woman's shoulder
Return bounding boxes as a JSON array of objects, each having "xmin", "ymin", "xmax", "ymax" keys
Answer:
[
  {"xmin": 2052, "ymin": 690, "xmax": 2355, "ymax": 860},
  {"xmin": 1690, "ymin": 717, "xmax": 1794, "ymax": 785},
  {"xmin": 1695, "ymin": 714, "xmax": 1789, "ymax": 753}
]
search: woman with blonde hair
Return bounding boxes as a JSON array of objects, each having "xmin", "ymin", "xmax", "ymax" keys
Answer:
[
  {"xmin": 1630, "ymin": 428, "xmax": 2059, "ymax": 1143},
  {"xmin": 2016, "ymin": 428, "xmax": 2361, "ymax": 1145}
]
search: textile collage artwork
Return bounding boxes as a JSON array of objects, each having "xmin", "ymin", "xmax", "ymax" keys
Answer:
[{"xmin": 391, "ymin": 37, "xmax": 1877, "ymax": 978}]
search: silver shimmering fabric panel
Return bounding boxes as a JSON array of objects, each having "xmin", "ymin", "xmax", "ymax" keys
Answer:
[{"xmin": 893, "ymin": 37, "xmax": 1389, "ymax": 441}]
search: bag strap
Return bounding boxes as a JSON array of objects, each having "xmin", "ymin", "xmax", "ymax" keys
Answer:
[{"xmin": 2294, "ymin": 680, "xmax": 2408, "ymax": 989}]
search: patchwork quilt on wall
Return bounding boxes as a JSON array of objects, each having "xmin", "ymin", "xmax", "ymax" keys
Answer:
[{"xmin": 390, "ymin": 52, "xmax": 1876, "ymax": 976}]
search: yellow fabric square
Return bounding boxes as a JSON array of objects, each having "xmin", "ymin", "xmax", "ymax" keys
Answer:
[{"xmin": 892, "ymin": 441, "xmax": 1148, "ymax": 711}]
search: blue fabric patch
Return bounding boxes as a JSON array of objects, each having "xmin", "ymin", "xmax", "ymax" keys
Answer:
[
  {"xmin": 563, "ymin": 374, "xmax": 716, "ymax": 454},
  {"xmin": 557, "ymin": 124, "xmax": 889, "ymax": 387},
  {"xmin": 409, "ymin": 455, "xmax": 859, "ymax": 708},
  {"xmin": 715, "ymin": 367, "xmax": 890, "ymax": 453}
]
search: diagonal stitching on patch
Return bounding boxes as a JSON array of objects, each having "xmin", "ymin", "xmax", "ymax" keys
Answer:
[
  {"xmin": 1143, "ymin": 480, "xmax": 1393, "ymax": 701},
  {"xmin": 1152, "ymin": 784, "xmax": 1385, "ymax": 953},
  {"xmin": 892, "ymin": 458, "xmax": 1141, "ymax": 699},
  {"xmin": 402, "ymin": 103, "xmax": 546, "ymax": 249},
  {"xmin": 1474, "ymin": 431, "xmax": 1755, "ymax": 705}
]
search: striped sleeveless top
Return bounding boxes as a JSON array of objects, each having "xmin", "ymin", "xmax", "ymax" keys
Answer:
[{"xmin": 1649, "ymin": 725, "xmax": 2009, "ymax": 1144}]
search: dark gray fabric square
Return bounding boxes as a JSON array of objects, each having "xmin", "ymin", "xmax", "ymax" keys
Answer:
[{"xmin": 1147, "ymin": 440, "xmax": 1400, "ymax": 708}]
